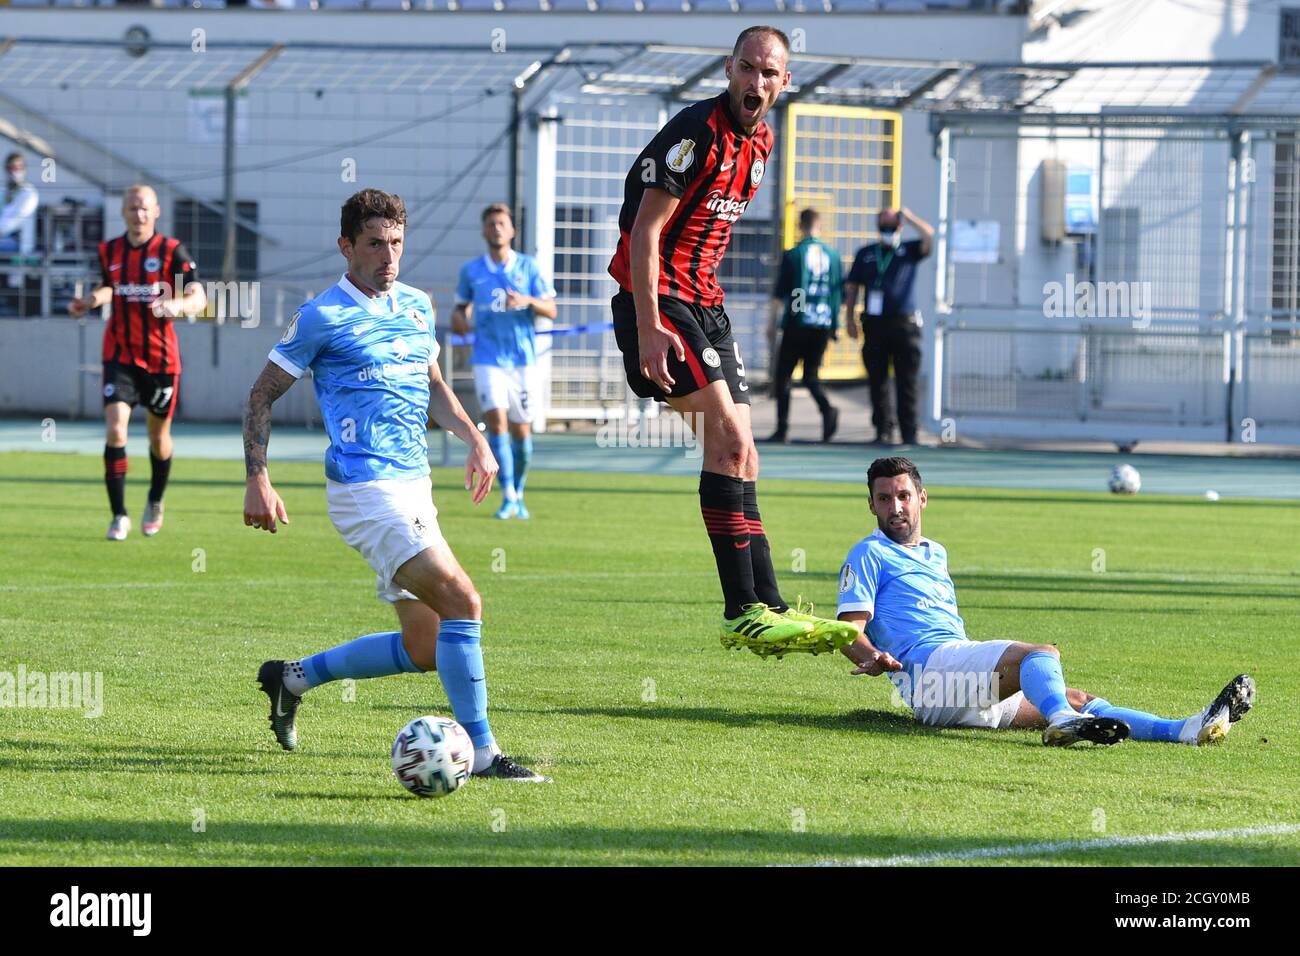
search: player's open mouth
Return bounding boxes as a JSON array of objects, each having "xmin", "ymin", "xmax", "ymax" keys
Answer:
[{"xmin": 742, "ymin": 93, "xmax": 762, "ymax": 113}]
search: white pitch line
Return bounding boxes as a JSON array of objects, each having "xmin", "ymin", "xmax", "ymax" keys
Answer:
[
  {"xmin": 810, "ymin": 824, "xmax": 1300, "ymax": 867},
  {"xmin": 0, "ymin": 580, "xmax": 350, "ymax": 594},
  {"xmin": 0, "ymin": 570, "xmax": 699, "ymax": 594}
]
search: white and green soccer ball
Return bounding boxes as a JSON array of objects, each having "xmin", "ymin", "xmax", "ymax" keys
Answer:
[
  {"xmin": 391, "ymin": 715, "xmax": 474, "ymax": 798},
  {"xmin": 1108, "ymin": 463, "xmax": 1142, "ymax": 495}
]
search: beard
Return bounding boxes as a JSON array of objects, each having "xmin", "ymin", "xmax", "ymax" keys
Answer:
[{"xmin": 878, "ymin": 513, "xmax": 917, "ymax": 544}]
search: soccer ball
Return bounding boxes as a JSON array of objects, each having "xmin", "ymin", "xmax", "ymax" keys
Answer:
[
  {"xmin": 1108, "ymin": 463, "xmax": 1141, "ymax": 495},
  {"xmin": 391, "ymin": 716, "xmax": 474, "ymax": 798}
]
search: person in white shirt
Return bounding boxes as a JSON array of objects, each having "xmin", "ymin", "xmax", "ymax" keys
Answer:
[{"xmin": 0, "ymin": 153, "xmax": 39, "ymax": 256}]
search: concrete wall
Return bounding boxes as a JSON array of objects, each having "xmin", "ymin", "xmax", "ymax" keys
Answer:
[{"xmin": 0, "ymin": 316, "xmax": 327, "ymax": 423}]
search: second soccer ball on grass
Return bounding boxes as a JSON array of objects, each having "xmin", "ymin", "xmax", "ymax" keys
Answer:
[{"xmin": 1108, "ymin": 464, "xmax": 1141, "ymax": 495}]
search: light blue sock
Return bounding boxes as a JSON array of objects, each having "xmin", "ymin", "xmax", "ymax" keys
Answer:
[
  {"xmin": 301, "ymin": 631, "xmax": 422, "ymax": 687},
  {"xmin": 487, "ymin": 432, "xmax": 515, "ymax": 502},
  {"xmin": 1020, "ymin": 650, "xmax": 1073, "ymax": 721},
  {"xmin": 1083, "ymin": 697, "xmax": 1185, "ymax": 742},
  {"xmin": 436, "ymin": 620, "xmax": 494, "ymax": 748},
  {"xmin": 511, "ymin": 435, "xmax": 532, "ymax": 496}
]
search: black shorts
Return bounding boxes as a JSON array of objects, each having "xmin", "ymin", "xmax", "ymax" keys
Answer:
[
  {"xmin": 102, "ymin": 361, "xmax": 179, "ymax": 419},
  {"xmin": 611, "ymin": 290, "xmax": 751, "ymax": 404}
]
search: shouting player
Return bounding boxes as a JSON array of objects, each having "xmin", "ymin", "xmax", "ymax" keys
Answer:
[
  {"xmin": 68, "ymin": 184, "xmax": 206, "ymax": 540},
  {"xmin": 608, "ymin": 25, "xmax": 854, "ymax": 658},
  {"xmin": 836, "ymin": 457, "xmax": 1256, "ymax": 746},
  {"xmin": 244, "ymin": 189, "xmax": 546, "ymax": 781},
  {"xmin": 450, "ymin": 203, "xmax": 557, "ymax": 520}
]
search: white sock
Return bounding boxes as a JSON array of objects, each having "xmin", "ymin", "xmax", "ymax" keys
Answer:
[
  {"xmin": 1047, "ymin": 709, "xmax": 1077, "ymax": 725},
  {"xmin": 473, "ymin": 743, "xmax": 502, "ymax": 773},
  {"xmin": 282, "ymin": 660, "xmax": 310, "ymax": 696}
]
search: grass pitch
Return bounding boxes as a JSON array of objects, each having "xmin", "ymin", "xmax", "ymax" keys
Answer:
[{"xmin": 1, "ymin": 449, "xmax": 1297, "ymax": 866}]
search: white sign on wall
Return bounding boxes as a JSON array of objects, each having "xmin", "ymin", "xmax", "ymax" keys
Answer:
[
  {"xmin": 951, "ymin": 219, "xmax": 1001, "ymax": 265},
  {"xmin": 188, "ymin": 89, "xmax": 249, "ymax": 146}
]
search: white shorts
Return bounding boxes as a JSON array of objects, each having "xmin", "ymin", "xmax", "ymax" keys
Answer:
[
  {"xmin": 474, "ymin": 363, "xmax": 539, "ymax": 424},
  {"xmin": 326, "ymin": 476, "xmax": 445, "ymax": 603},
  {"xmin": 888, "ymin": 639, "xmax": 1025, "ymax": 730}
]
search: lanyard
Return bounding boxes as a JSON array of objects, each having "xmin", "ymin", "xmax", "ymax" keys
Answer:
[{"xmin": 873, "ymin": 243, "xmax": 896, "ymax": 290}]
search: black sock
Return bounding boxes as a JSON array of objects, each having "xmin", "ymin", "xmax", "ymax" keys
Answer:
[
  {"xmin": 743, "ymin": 480, "xmax": 786, "ymax": 611},
  {"xmin": 104, "ymin": 445, "xmax": 127, "ymax": 517},
  {"xmin": 148, "ymin": 453, "xmax": 172, "ymax": 504},
  {"xmin": 699, "ymin": 471, "xmax": 759, "ymax": 619}
]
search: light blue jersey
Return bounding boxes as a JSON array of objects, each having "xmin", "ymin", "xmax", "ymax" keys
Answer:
[
  {"xmin": 269, "ymin": 274, "xmax": 438, "ymax": 484},
  {"xmin": 837, "ymin": 529, "xmax": 967, "ymax": 668},
  {"xmin": 454, "ymin": 250, "xmax": 556, "ymax": 368}
]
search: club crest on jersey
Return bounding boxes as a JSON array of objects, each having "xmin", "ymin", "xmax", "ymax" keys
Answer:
[
  {"xmin": 281, "ymin": 310, "xmax": 301, "ymax": 344},
  {"xmin": 143, "ymin": 256, "xmax": 161, "ymax": 273},
  {"xmin": 840, "ymin": 563, "xmax": 857, "ymax": 593},
  {"xmin": 701, "ymin": 347, "xmax": 721, "ymax": 368},
  {"xmin": 409, "ymin": 309, "xmax": 427, "ymax": 332},
  {"xmin": 751, "ymin": 158, "xmax": 765, "ymax": 187},
  {"xmin": 705, "ymin": 190, "xmax": 750, "ymax": 223},
  {"xmin": 666, "ymin": 139, "xmax": 695, "ymax": 174}
]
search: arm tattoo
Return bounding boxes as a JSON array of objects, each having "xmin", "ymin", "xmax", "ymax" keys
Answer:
[{"xmin": 243, "ymin": 363, "xmax": 295, "ymax": 478}]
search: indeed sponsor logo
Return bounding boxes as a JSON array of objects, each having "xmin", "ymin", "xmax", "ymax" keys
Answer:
[
  {"xmin": 705, "ymin": 190, "xmax": 749, "ymax": 223},
  {"xmin": 113, "ymin": 281, "xmax": 167, "ymax": 299}
]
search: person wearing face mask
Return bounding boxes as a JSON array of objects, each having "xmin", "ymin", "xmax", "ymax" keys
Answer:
[
  {"xmin": 843, "ymin": 207, "xmax": 933, "ymax": 446},
  {"xmin": 0, "ymin": 152, "xmax": 39, "ymax": 257}
]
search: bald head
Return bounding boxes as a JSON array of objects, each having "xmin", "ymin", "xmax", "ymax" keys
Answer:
[{"xmin": 122, "ymin": 185, "xmax": 161, "ymax": 241}]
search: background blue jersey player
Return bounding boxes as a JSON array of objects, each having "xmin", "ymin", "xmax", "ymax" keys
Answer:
[
  {"xmin": 242, "ymin": 188, "xmax": 547, "ymax": 781},
  {"xmin": 835, "ymin": 456, "xmax": 1255, "ymax": 747},
  {"xmin": 450, "ymin": 203, "xmax": 557, "ymax": 520}
]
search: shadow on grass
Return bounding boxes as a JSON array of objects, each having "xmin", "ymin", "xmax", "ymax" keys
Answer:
[
  {"xmin": 0, "ymin": 816, "xmax": 1293, "ymax": 867},
  {"xmin": 0, "ymin": 738, "xmax": 371, "ymax": 775},
  {"xmin": 493, "ymin": 704, "xmax": 955, "ymax": 737}
]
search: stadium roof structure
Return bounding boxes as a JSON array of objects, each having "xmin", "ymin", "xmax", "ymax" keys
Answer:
[{"xmin": 3, "ymin": 35, "xmax": 1300, "ymax": 124}]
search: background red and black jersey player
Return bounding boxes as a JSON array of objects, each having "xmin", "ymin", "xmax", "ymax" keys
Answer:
[
  {"xmin": 69, "ymin": 184, "xmax": 207, "ymax": 541},
  {"xmin": 607, "ymin": 26, "xmax": 858, "ymax": 654}
]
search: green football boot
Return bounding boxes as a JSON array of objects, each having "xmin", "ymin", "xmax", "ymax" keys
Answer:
[
  {"xmin": 719, "ymin": 603, "xmax": 815, "ymax": 660},
  {"xmin": 777, "ymin": 597, "xmax": 861, "ymax": 655}
]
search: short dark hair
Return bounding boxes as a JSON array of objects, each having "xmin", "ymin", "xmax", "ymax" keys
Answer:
[
  {"xmin": 732, "ymin": 25, "xmax": 790, "ymax": 59},
  {"xmin": 340, "ymin": 188, "xmax": 406, "ymax": 243},
  {"xmin": 4, "ymin": 152, "xmax": 23, "ymax": 167},
  {"xmin": 481, "ymin": 203, "xmax": 512, "ymax": 225},
  {"xmin": 867, "ymin": 456, "xmax": 923, "ymax": 496},
  {"xmin": 799, "ymin": 208, "xmax": 819, "ymax": 232}
]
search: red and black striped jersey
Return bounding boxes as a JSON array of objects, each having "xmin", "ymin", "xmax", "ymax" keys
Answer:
[
  {"xmin": 608, "ymin": 92, "xmax": 774, "ymax": 307},
  {"xmin": 99, "ymin": 233, "xmax": 198, "ymax": 374}
]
